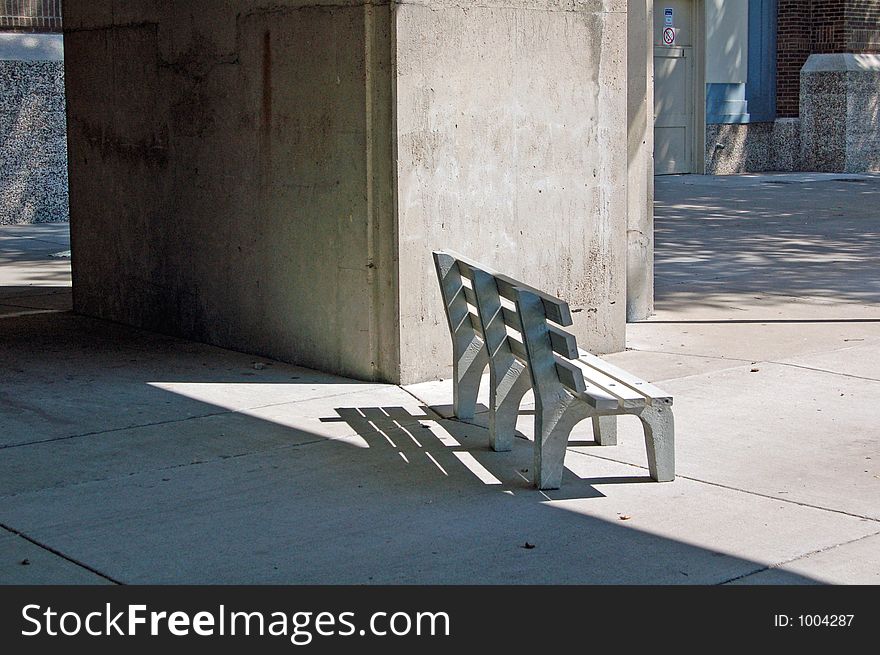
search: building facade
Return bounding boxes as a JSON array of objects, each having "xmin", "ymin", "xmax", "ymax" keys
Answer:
[{"xmin": 654, "ymin": 0, "xmax": 880, "ymax": 174}]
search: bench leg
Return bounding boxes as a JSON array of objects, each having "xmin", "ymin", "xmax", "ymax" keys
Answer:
[
  {"xmin": 533, "ymin": 400, "xmax": 589, "ymax": 490},
  {"xmin": 592, "ymin": 415, "xmax": 617, "ymax": 446},
  {"xmin": 489, "ymin": 359, "xmax": 531, "ymax": 452},
  {"xmin": 638, "ymin": 404, "xmax": 675, "ymax": 482},
  {"xmin": 452, "ymin": 338, "xmax": 488, "ymax": 420}
]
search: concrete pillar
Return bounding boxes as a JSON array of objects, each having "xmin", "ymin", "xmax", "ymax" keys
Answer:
[
  {"xmin": 626, "ymin": 0, "xmax": 654, "ymax": 322},
  {"xmin": 64, "ymin": 1, "xmax": 629, "ymax": 384}
]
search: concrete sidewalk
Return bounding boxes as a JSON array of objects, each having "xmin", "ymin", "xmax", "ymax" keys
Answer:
[{"xmin": 1, "ymin": 175, "xmax": 879, "ymax": 584}]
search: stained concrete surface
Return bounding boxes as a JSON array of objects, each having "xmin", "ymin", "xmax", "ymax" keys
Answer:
[
  {"xmin": 64, "ymin": 1, "xmax": 629, "ymax": 384},
  {"xmin": 2, "ymin": 174, "xmax": 880, "ymax": 584}
]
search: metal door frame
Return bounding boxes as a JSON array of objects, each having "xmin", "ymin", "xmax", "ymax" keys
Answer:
[{"xmin": 693, "ymin": 0, "xmax": 706, "ymax": 174}]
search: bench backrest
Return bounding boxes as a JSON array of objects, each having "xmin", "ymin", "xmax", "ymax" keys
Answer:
[
  {"xmin": 433, "ymin": 250, "xmax": 580, "ymax": 387},
  {"xmin": 432, "ymin": 251, "xmax": 495, "ymax": 358},
  {"xmin": 512, "ymin": 286, "xmax": 588, "ymax": 397}
]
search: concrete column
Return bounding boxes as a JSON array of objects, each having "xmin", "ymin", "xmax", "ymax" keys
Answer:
[
  {"xmin": 64, "ymin": 1, "xmax": 629, "ymax": 384},
  {"xmin": 626, "ymin": 0, "xmax": 654, "ymax": 322}
]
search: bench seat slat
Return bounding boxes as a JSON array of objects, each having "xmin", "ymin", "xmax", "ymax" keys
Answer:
[
  {"xmin": 569, "ymin": 358, "xmax": 648, "ymax": 410},
  {"xmin": 577, "ymin": 349, "xmax": 672, "ymax": 404}
]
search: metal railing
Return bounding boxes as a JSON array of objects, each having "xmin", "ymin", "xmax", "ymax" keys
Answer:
[{"xmin": 0, "ymin": 1, "xmax": 62, "ymax": 32}]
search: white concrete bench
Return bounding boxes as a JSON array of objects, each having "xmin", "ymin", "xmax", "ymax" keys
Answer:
[{"xmin": 433, "ymin": 250, "xmax": 674, "ymax": 489}]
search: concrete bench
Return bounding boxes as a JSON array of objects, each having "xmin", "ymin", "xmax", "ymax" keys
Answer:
[{"xmin": 433, "ymin": 250, "xmax": 674, "ymax": 489}]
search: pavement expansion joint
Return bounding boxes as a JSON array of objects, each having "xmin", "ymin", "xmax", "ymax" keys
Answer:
[
  {"xmin": 570, "ymin": 448, "xmax": 880, "ymax": 524},
  {"xmin": 0, "ymin": 387, "xmax": 382, "ymax": 451}
]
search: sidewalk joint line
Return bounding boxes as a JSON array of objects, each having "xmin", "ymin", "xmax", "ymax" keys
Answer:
[
  {"xmin": 766, "ymin": 360, "xmax": 880, "ymax": 384},
  {"xmin": 628, "ymin": 347, "xmax": 880, "ymax": 384},
  {"xmin": 0, "ymin": 438, "xmax": 338, "ymax": 500},
  {"xmin": 0, "ymin": 387, "xmax": 384, "ymax": 451},
  {"xmin": 570, "ymin": 449, "xmax": 880, "ymax": 523}
]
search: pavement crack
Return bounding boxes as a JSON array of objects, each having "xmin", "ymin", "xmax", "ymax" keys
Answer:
[
  {"xmin": 715, "ymin": 565, "xmax": 771, "ymax": 585},
  {"xmin": 0, "ymin": 522, "xmax": 123, "ymax": 584},
  {"xmin": 626, "ymin": 347, "xmax": 754, "ymax": 364},
  {"xmin": 717, "ymin": 530, "xmax": 880, "ymax": 585},
  {"xmin": 766, "ymin": 360, "xmax": 880, "ymax": 384}
]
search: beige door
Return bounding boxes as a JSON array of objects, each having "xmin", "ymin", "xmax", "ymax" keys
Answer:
[{"xmin": 654, "ymin": 1, "xmax": 695, "ymax": 175}]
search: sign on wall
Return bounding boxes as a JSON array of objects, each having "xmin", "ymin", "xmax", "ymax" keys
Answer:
[{"xmin": 663, "ymin": 8, "xmax": 676, "ymax": 46}]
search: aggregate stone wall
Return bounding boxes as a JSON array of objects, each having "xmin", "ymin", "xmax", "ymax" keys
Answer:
[
  {"xmin": 0, "ymin": 59, "xmax": 68, "ymax": 224},
  {"xmin": 705, "ymin": 122, "xmax": 774, "ymax": 174},
  {"xmin": 801, "ymin": 53, "xmax": 880, "ymax": 172}
]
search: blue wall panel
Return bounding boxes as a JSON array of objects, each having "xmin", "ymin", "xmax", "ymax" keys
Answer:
[{"xmin": 745, "ymin": 0, "xmax": 778, "ymax": 122}]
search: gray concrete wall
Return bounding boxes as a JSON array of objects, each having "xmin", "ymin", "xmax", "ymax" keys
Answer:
[
  {"xmin": 0, "ymin": 34, "xmax": 68, "ymax": 224},
  {"xmin": 626, "ymin": 0, "xmax": 654, "ymax": 321},
  {"xmin": 65, "ymin": 0, "xmax": 629, "ymax": 384},
  {"xmin": 396, "ymin": 0, "xmax": 628, "ymax": 382},
  {"xmin": 65, "ymin": 1, "xmax": 398, "ymax": 382}
]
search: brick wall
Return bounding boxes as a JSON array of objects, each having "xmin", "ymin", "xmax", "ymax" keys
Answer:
[
  {"xmin": 0, "ymin": 1, "xmax": 62, "ymax": 32},
  {"xmin": 777, "ymin": 0, "xmax": 811, "ymax": 117},
  {"xmin": 777, "ymin": 0, "xmax": 880, "ymax": 118},
  {"xmin": 811, "ymin": 0, "xmax": 846, "ymax": 52},
  {"xmin": 846, "ymin": 0, "xmax": 880, "ymax": 50}
]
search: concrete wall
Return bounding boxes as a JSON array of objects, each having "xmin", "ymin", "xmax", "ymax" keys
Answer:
[
  {"xmin": 395, "ymin": 0, "xmax": 628, "ymax": 382},
  {"xmin": 0, "ymin": 34, "xmax": 68, "ymax": 224},
  {"xmin": 65, "ymin": 0, "xmax": 629, "ymax": 384},
  {"xmin": 65, "ymin": 1, "xmax": 398, "ymax": 382},
  {"xmin": 627, "ymin": 0, "xmax": 654, "ymax": 321}
]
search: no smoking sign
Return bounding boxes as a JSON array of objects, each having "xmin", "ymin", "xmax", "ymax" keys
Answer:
[{"xmin": 663, "ymin": 27, "xmax": 676, "ymax": 46}]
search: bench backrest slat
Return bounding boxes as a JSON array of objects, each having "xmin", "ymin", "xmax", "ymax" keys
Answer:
[
  {"xmin": 433, "ymin": 251, "xmax": 486, "ymax": 353},
  {"xmin": 435, "ymin": 250, "xmax": 588, "ymax": 397},
  {"xmin": 555, "ymin": 356, "xmax": 586, "ymax": 394},
  {"xmin": 549, "ymin": 325, "xmax": 579, "ymax": 360},
  {"xmin": 500, "ymin": 306, "xmax": 523, "ymax": 334},
  {"xmin": 494, "ymin": 275, "xmax": 572, "ymax": 327},
  {"xmin": 514, "ymin": 286, "xmax": 603, "ymax": 400}
]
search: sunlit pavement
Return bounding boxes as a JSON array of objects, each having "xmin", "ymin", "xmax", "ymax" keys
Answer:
[{"xmin": 2, "ymin": 176, "xmax": 879, "ymax": 584}]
